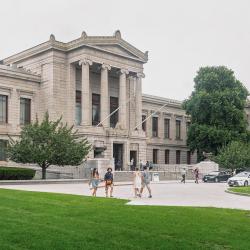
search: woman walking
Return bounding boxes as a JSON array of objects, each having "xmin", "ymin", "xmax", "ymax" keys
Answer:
[
  {"xmin": 194, "ymin": 168, "xmax": 199, "ymax": 184},
  {"xmin": 89, "ymin": 168, "xmax": 100, "ymax": 196},
  {"xmin": 133, "ymin": 168, "xmax": 142, "ymax": 198}
]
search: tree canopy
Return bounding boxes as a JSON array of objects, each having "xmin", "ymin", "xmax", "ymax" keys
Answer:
[
  {"xmin": 8, "ymin": 113, "xmax": 91, "ymax": 179},
  {"xmin": 183, "ymin": 66, "xmax": 249, "ymax": 158}
]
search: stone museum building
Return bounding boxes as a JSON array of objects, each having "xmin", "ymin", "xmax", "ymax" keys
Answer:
[{"xmin": 0, "ymin": 31, "xmax": 249, "ymax": 170}]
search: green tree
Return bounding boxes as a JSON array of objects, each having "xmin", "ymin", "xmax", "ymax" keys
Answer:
[
  {"xmin": 8, "ymin": 113, "xmax": 91, "ymax": 179},
  {"xmin": 183, "ymin": 66, "xmax": 249, "ymax": 159},
  {"xmin": 214, "ymin": 141, "xmax": 250, "ymax": 171}
]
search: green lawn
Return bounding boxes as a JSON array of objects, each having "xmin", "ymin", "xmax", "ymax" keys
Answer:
[
  {"xmin": 0, "ymin": 189, "xmax": 249, "ymax": 250},
  {"xmin": 229, "ymin": 186, "xmax": 250, "ymax": 195}
]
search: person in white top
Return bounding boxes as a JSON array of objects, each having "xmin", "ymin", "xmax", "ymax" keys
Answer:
[{"xmin": 133, "ymin": 168, "xmax": 142, "ymax": 198}]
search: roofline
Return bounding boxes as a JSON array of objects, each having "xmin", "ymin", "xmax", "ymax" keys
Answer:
[
  {"xmin": 142, "ymin": 94, "xmax": 183, "ymax": 108},
  {"xmin": 0, "ymin": 65, "xmax": 41, "ymax": 83},
  {"xmin": 2, "ymin": 31, "xmax": 148, "ymax": 65}
]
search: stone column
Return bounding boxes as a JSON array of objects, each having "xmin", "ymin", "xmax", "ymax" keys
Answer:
[
  {"xmin": 100, "ymin": 63, "xmax": 111, "ymax": 127},
  {"xmin": 79, "ymin": 59, "xmax": 92, "ymax": 126},
  {"xmin": 119, "ymin": 69, "xmax": 129, "ymax": 129},
  {"xmin": 135, "ymin": 73, "xmax": 145, "ymax": 131}
]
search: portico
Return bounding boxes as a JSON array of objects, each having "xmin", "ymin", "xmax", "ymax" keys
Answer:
[{"xmin": 73, "ymin": 60, "xmax": 144, "ymax": 131}]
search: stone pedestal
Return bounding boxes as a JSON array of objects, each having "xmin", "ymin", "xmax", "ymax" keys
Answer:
[{"xmin": 194, "ymin": 160, "xmax": 219, "ymax": 175}]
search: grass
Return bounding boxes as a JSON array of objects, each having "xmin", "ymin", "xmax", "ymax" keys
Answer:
[
  {"xmin": 0, "ymin": 189, "xmax": 249, "ymax": 250},
  {"xmin": 229, "ymin": 186, "xmax": 250, "ymax": 195}
]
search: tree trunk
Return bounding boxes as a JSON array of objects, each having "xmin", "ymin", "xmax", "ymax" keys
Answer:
[{"xmin": 42, "ymin": 166, "xmax": 46, "ymax": 180}]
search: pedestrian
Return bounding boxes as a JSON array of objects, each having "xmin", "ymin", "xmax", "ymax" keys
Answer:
[
  {"xmin": 89, "ymin": 168, "xmax": 100, "ymax": 196},
  {"xmin": 194, "ymin": 167, "xmax": 199, "ymax": 184},
  {"xmin": 130, "ymin": 158, "xmax": 134, "ymax": 171},
  {"xmin": 140, "ymin": 166, "xmax": 152, "ymax": 198},
  {"xmin": 116, "ymin": 159, "xmax": 122, "ymax": 171},
  {"xmin": 133, "ymin": 167, "xmax": 142, "ymax": 198},
  {"xmin": 140, "ymin": 160, "xmax": 144, "ymax": 170},
  {"xmin": 104, "ymin": 167, "xmax": 114, "ymax": 198},
  {"xmin": 181, "ymin": 168, "xmax": 186, "ymax": 183}
]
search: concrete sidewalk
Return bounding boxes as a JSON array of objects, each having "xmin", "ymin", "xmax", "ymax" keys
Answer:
[{"xmin": 0, "ymin": 181, "xmax": 249, "ymax": 210}]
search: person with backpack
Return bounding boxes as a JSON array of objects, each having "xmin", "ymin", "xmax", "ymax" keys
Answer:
[
  {"xmin": 104, "ymin": 167, "xmax": 114, "ymax": 197},
  {"xmin": 140, "ymin": 166, "xmax": 152, "ymax": 198}
]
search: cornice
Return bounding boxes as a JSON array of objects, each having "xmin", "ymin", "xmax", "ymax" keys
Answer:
[
  {"xmin": 142, "ymin": 94, "xmax": 183, "ymax": 108},
  {"xmin": 0, "ymin": 65, "xmax": 41, "ymax": 83}
]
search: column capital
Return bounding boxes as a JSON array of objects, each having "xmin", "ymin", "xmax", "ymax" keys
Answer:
[
  {"xmin": 136, "ymin": 72, "xmax": 145, "ymax": 78},
  {"xmin": 128, "ymin": 75, "xmax": 136, "ymax": 80},
  {"xmin": 120, "ymin": 68, "xmax": 129, "ymax": 75},
  {"xmin": 79, "ymin": 58, "xmax": 93, "ymax": 66},
  {"xmin": 101, "ymin": 63, "xmax": 111, "ymax": 71}
]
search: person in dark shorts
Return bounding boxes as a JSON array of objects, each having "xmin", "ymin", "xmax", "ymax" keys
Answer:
[
  {"xmin": 104, "ymin": 167, "xmax": 114, "ymax": 197},
  {"xmin": 181, "ymin": 168, "xmax": 186, "ymax": 184}
]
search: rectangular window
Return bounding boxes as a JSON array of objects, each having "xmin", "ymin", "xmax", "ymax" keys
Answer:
[
  {"xmin": 110, "ymin": 97, "xmax": 119, "ymax": 128},
  {"xmin": 176, "ymin": 120, "xmax": 181, "ymax": 139},
  {"xmin": 152, "ymin": 117, "xmax": 158, "ymax": 137},
  {"xmin": 92, "ymin": 94, "xmax": 100, "ymax": 126},
  {"xmin": 75, "ymin": 91, "xmax": 81, "ymax": 125},
  {"xmin": 20, "ymin": 98, "xmax": 31, "ymax": 125},
  {"xmin": 153, "ymin": 149, "xmax": 158, "ymax": 164},
  {"xmin": 165, "ymin": 149, "xmax": 169, "ymax": 164},
  {"xmin": 0, "ymin": 95, "xmax": 8, "ymax": 123},
  {"xmin": 176, "ymin": 150, "xmax": 181, "ymax": 164},
  {"xmin": 142, "ymin": 115, "xmax": 146, "ymax": 132},
  {"xmin": 187, "ymin": 151, "xmax": 191, "ymax": 165},
  {"xmin": 0, "ymin": 140, "xmax": 7, "ymax": 161},
  {"xmin": 164, "ymin": 118, "xmax": 170, "ymax": 138}
]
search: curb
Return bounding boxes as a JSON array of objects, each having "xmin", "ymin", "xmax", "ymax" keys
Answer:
[
  {"xmin": 225, "ymin": 189, "xmax": 250, "ymax": 197},
  {"xmin": 0, "ymin": 179, "xmax": 89, "ymax": 185}
]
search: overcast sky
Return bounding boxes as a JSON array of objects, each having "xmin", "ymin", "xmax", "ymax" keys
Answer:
[{"xmin": 1, "ymin": 0, "xmax": 250, "ymax": 101}]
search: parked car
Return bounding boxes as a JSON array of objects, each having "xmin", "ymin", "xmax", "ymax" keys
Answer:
[
  {"xmin": 228, "ymin": 172, "xmax": 250, "ymax": 187},
  {"xmin": 203, "ymin": 171, "xmax": 231, "ymax": 183}
]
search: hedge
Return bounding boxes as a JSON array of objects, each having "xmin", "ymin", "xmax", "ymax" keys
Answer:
[{"xmin": 0, "ymin": 167, "xmax": 36, "ymax": 180}]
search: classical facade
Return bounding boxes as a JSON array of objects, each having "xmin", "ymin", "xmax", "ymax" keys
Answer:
[{"xmin": 1, "ymin": 31, "xmax": 247, "ymax": 170}]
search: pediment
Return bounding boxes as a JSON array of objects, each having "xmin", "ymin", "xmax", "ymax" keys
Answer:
[{"xmin": 93, "ymin": 44, "xmax": 141, "ymax": 60}]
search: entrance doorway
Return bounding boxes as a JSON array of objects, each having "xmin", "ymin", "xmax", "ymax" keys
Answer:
[
  {"xmin": 130, "ymin": 150, "xmax": 137, "ymax": 171},
  {"xmin": 113, "ymin": 143, "xmax": 123, "ymax": 171}
]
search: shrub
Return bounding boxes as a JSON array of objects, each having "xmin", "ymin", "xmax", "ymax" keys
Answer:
[
  {"xmin": 214, "ymin": 141, "xmax": 250, "ymax": 171},
  {"xmin": 0, "ymin": 167, "xmax": 36, "ymax": 180}
]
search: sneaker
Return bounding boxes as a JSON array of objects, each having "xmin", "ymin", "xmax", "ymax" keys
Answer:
[{"xmin": 148, "ymin": 195, "xmax": 152, "ymax": 198}]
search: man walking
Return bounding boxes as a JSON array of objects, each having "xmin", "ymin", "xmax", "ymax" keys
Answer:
[
  {"xmin": 104, "ymin": 168, "xmax": 114, "ymax": 197},
  {"xmin": 140, "ymin": 166, "xmax": 152, "ymax": 198},
  {"xmin": 181, "ymin": 167, "xmax": 186, "ymax": 183}
]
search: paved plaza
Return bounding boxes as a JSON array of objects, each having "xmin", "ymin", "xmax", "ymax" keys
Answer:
[{"xmin": 0, "ymin": 181, "xmax": 249, "ymax": 210}]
